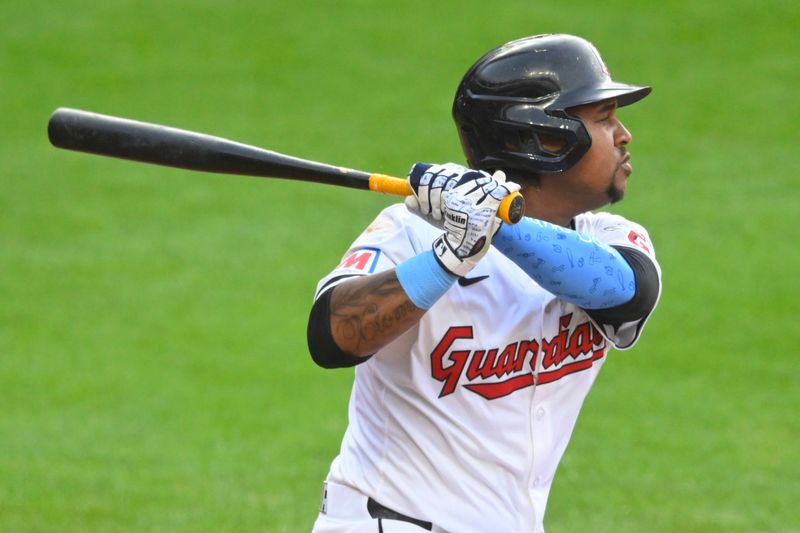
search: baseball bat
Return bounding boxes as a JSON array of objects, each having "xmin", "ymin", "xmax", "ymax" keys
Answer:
[{"xmin": 47, "ymin": 108, "xmax": 525, "ymax": 224}]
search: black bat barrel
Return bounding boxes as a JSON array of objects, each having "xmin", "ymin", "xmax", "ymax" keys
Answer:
[{"xmin": 47, "ymin": 108, "xmax": 372, "ymax": 190}]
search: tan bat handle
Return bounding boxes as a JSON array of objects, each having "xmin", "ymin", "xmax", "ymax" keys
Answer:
[{"xmin": 367, "ymin": 173, "xmax": 525, "ymax": 225}]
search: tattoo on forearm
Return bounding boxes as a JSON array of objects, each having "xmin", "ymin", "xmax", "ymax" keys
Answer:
[{"xmin": 330, "ymin": 272, "xmax": 422, "ymax": 354}]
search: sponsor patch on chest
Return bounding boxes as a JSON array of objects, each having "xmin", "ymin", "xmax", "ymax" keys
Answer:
[{"xmin": 430, "ymin": 313, "xmax": 606, "ymax": 400}]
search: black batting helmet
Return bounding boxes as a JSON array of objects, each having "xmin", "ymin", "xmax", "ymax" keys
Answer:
[{"xmin": 452, "ymin": 34, "xmax": 651, "ymax": 177}]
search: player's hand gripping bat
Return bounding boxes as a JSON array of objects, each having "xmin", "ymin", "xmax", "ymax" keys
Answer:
[{"xmin": 47, "ymin": 108, "xmax": 525, "ymax": 224}]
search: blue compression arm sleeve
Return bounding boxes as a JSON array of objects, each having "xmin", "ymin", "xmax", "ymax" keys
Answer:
[
  {"xmin": 395, "ymin": 250, "xmax": 458, "ymax": 309},
  {"xmin": 495, "ymin": 218, "xmax": 636, "ymax": 309}
]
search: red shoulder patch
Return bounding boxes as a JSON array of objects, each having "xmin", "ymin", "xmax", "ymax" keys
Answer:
[{"xmin": 628, "ymin": 230, "xmax": 651, "ymax": 254}]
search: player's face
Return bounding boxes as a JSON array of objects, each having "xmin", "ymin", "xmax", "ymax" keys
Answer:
[{"xmin": 560, "ymin": 99, "xmax": 633, "ymax": 208}]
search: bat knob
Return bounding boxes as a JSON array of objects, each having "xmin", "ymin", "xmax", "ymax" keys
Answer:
[{"xmin": 498, "ymin": 192, "xmax": 525, "ymax": 224}]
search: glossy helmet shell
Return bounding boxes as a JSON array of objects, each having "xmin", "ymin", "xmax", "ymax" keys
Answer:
[{"xmin": 452, "ymin": 34, "xmax": 651, "ymax": 176}]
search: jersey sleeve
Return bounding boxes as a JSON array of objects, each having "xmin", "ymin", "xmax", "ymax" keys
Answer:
[
  {"xmin": 578, "ymin": 212, "xmax": 662, "ymax": 350},
  {"xmin": 588, "ymin": 212, "xmax": 658, "ymax": 260},
  {"xmin": 313, "ymin": 205, "xmax": 427, "ymax": 300}
]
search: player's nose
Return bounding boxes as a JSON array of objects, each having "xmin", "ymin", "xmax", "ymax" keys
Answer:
[{"xmin": 616, "ymin": 120, "xmax": 632, "ymax": 146}]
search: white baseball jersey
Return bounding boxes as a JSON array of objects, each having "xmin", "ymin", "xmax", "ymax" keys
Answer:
[{"xmin": 314, "ymin": 204, "xmax": 661, "ymax": 533}]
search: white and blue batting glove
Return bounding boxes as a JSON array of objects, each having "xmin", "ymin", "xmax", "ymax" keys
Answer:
[
  {"xmin": 405, "ymin": 162, "xmax": 481, "ymax": 225},
  {"xmin": 433, "ymin": 170, "xmax": 521, "ymax": 276}
]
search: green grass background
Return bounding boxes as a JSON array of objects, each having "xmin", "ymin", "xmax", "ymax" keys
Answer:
[{"xmin": 2, "ymin": 0, "xmax": 798, "ymax": 531}]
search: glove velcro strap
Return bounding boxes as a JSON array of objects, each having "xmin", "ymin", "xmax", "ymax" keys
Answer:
[{"xmin": 432, "ymin": 234, "xmax": 474, "ymax": 277}]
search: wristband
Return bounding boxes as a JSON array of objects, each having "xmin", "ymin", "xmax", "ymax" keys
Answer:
[{"xmin": 395, "ymin": 250, "xmax": 458, "ymax": 309}]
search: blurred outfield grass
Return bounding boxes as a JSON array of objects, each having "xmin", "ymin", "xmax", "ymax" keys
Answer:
[{"xmin": 1, "ymin": 0, "xmax": 798, "ymax": 531}]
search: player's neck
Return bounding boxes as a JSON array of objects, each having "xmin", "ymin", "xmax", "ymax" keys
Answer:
[{"xmin": 521, "ymin": 185, "xmax": 579, "ymax": 228}]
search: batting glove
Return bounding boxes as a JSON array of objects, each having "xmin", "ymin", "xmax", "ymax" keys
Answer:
[
  {"xmin": 405, "ymin": 162, "xmax": 476, "ymax": 225},
  {"xmin": 433, "ymin": 170, "xmax": 521, "ymax": 276}
]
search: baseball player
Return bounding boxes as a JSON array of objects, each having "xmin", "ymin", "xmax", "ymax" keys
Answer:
[{"xmin": 307, "ymin": 34, "xmax": 661, "ymax": 533}]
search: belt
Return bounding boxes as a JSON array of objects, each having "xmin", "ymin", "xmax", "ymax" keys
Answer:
[
  {"xmin": 322, "ymin": 480, "xmax": 436, "ymax": 531},
  {"xmin": 367, "ymin": 497, "xmax": 433, "ymax": 531}
]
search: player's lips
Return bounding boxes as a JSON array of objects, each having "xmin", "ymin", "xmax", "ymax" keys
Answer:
[{"xmin": 620, "ymin": 153, "xmax": 632, "ymax": 175}]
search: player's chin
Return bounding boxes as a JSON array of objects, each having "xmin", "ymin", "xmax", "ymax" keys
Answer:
[
  {"xmin": 606, "ymin": 181, "xmax": 626, "ymax": 204},
  {"xmin": 607, "ymin": 168, "xmax": 630, "ymax": 203}
]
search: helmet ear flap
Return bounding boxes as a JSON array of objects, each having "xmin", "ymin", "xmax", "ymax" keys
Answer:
[
  {"xmin": 454, "ymin": 95, "xmax": 593, "ymax": 176},
  {"xmin": 503, "ymin": 121, "xmax": 591, "ymax": 174}
]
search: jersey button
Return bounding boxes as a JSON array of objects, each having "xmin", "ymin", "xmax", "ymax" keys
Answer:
[
  {"xmin": 536, "ymin": 407, "xmax": 545, "ymax": 420},
  {"xmin": 533, "ymin": 476, "xmax": 541, "ymax": 487}
]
